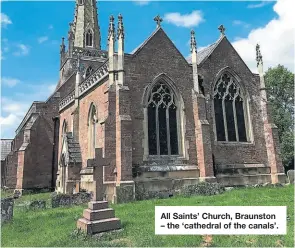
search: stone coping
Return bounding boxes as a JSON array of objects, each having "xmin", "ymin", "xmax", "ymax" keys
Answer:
[
  {"xmin": 139, "ymin": 165, "xmax": 198, "ymax": 172},
  {"xmin": 216, "ymin": 164, "xmax": 268, "ymax": 169}
]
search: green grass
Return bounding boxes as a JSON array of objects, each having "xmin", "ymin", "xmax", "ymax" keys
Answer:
[{"xmin": 1, "ymin": 185, "xmax": 294, "ymax": 247}]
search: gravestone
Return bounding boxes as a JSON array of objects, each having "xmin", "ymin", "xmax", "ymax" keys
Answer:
[
  {"xmin": 1, "ymin": 197, "xmax": 14, "ymax": 224},
  {"xmin": 287, "ymin": 170, "xmax": 294, "ymax": 184},
  {"xmin": 77, "ymin": 148, "xmax": 121, "ymax": 234}
]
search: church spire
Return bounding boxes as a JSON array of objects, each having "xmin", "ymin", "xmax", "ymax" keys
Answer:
[{"xmin": 71, "ymin": 0, "xmax": 101, "ymax": 49}]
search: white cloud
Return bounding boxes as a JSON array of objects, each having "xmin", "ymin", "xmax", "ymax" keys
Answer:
[
  {"xmin": 233, "ymin": 20, "xmax": 250, "ymax": 28},
  {"xmin": 247, "ymin": 1, "xmax": 271, "ymax": 9},
  {"xmin": 232, "ymin": 0, "xmax": 294, "ymax": 73},
  {"xmin": 164, "ymin": 10, "xmax": 204, "ymax": 28},
  {"xmin": 0, "ymin": 114, "xmax": 22, "ymax": 138},
  {"xmin": 1, "ymin": 98, "xmax": 29, "ymax": 116},
  {"xmin": 13, "ymin": 44, "xmax": 30, "ymax": 56},
  {"xmin": 0, "ymin": 13, "xmax": 12, "ymax": 28},
  {"xmin": 1, "ymin": 77, "xmax": 21, "ymax": 87},
  {"xmin": 133, "ymin": 0, "xmax": 150, "ymax": 6},
  {"xmin": 1, "ymin": 80, "xmax": 57, "ymax": 138},
  {"xmin": 0, "ymin": 97, "xmax": 29, "ymax": 138},
  {"xmin": 38, "ymin": 36, "xmax": 48, "ymax": 44}
]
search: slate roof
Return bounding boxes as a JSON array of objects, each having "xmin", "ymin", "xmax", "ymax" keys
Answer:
[
  {"xmin": 186, "ymin": 40, "xmax": 219, "ymax": 65},
  {"xmin": 1, "ymin": 139, "xmax": 13, "ymax": 161},
  {"xmin": 131, "ymin": 26, "xmax": 223, "ymax": 66},
  {"xmin": 66, "ymin": 132, "xmax": 82, "ymax": 164}
]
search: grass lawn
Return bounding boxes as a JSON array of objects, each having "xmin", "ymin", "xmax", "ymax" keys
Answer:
[{"xmin": 1, "ymin": 185, "xmax": 294, "ymax": 247}]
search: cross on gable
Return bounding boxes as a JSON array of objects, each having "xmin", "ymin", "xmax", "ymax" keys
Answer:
[
  {"xmin": 154, "ymin": 15, "xmax": 163, "ymax": 28},
  {"xmin": 218, "ymin": 24, "xmax": 226, "ymax": 36}
]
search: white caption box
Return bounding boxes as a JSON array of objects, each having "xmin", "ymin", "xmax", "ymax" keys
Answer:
[{"xmin": 155, "ymin": 206, "xmax": 287, "ymax": 235}]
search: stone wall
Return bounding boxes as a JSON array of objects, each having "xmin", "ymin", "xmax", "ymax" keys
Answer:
[
  {"xmin": 125, "ymin": 28, "xmax": 198, "ymax": 169},
  {"xmin": 4, "ymin": 130, "xmax": 24, "ymax": 189},
  {"xmin": 51, "ymin": 192, "xmax": 92, "ymax": 208},
  {"xmin": 198, "ymin": 37, "xmax": 269, "ymax": 166}
]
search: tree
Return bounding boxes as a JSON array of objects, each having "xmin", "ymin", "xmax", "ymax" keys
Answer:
[{"xmin": 264, "ymin": 65, "xmax": 294, "ymax": 171}]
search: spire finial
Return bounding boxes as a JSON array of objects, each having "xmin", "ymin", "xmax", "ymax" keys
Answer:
[
  {"xmin": 190, "ymin": 30, "xmax": 197, "ymax": 53},
  {"xmin": 218, "ymin": 24, "xmax": 226, "ymax": 36},
  {"xmin": 68, "ymin": 22, "xmax": 74, "ymax": 41},
  {"xmin": 108, "ymin": 15, "xmax": 115, "ymax": 41},
  {"xmin": 117, "ymin": 13, "xmax": 124, "ymax": 39},
  {"xmin": 154, "ymin": 15, "xmax": 163, "ymax": 28},
  {"xmin": 256, "ymin": 43, "xmax": 263, "ymax": 66},
  {"xmin": 60, "ymin": 37, "xmax": 65, "ymax": 54}
]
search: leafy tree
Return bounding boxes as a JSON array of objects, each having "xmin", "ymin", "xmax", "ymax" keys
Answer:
[{"xmin": 264, "ymin": 65, "xmax": 294, "ymax": 171}]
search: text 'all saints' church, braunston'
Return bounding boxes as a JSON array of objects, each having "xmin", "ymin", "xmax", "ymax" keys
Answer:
[{"xmin": 1, "ymin": 0, "xmax": 287, "ymax": 202}]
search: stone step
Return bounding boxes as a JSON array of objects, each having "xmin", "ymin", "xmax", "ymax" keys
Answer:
[
  {"xmin": 216, "ymin": 174, "xmax": 271, "ymax": 186},
  {"xmin": 83, "ymin": 208, "xmax": 115, "ymax": 221},
  {"xmin": 215, "ymin": 167, "xmax": 271, "ymax": 176},
  {"xmin": 77, "ymin": 217, "xmax": 121, "ymax": 235},
  {"xmin": 88, "ymin": 201, "xmax": 109, "ymax": 210}
]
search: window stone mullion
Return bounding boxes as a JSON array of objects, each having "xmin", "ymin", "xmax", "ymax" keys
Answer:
[{"xmin": 155, "ymin": 106, "xmax": 160, "ymax": 155}]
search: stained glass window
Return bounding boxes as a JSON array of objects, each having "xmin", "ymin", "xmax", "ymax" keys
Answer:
[
  {"xmin": 213, "ymin": 73, "xmax": 248, "ymax": 142},
  {"xmin": 147, "ymin": 82, "xmax": 179, "ymax": 155}
]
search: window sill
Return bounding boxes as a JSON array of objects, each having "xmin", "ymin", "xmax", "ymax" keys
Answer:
[
  {"xmin": 143, "ymin": 154, "xmax": 186, "ymax": 162},
  {"xmin": 214, "ymin": 141, "xmax": 255, "ymax": 146}
]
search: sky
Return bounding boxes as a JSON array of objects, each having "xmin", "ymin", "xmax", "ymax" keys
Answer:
[{"xmin": 0, "ymin": 0, "xmax": 294, "ymax": 139}]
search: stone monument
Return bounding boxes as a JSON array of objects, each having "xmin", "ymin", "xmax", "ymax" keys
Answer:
[{"xmin": 77, "ymin": 148, "xmax": 121, "ymax": 234}]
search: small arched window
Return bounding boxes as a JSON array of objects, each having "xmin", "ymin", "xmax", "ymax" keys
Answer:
[
  {"xmin": 85, "ymin": 66, "xmax": 94, "ymax": 78},
  {"xmin": 85, "ymin": 29, "xmax": 93, "ymax": 47},
  {"xmin": 88, "ymin": 104, "xmax": 97, "ymax": 158},
  {"xmin": 61, "ymin": 120, "xmax": 67, "ymax": 139},
  {"xmin": 213, "ymin": 72, "xmax": 248, "ymax": 142},
  {"xmin": 147, "ymin": 82, "xmax": 179, "ymax": 155}
]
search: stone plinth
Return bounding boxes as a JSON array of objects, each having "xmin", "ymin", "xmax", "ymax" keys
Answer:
[{"xmin": 77, "ymin": 201, "xmax": 121, "ymax": 235}]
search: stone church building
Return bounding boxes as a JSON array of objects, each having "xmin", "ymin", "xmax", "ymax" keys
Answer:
[{"xmin": 2, "ymin": 0, "xmax": 286, "ymax": 202}]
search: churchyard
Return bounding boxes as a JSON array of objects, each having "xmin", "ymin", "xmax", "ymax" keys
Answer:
[{"xmin": 1, "ymin": 185, "xmax": 294, "ymax": 247}]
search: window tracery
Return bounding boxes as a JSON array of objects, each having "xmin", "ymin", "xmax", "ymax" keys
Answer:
[
  {"xmin": 213, "ymin": 73, "xmax": 248, "ymax": 142},
  {"xmin": 147, "ymin": 82, "xmax": 179, "ymax": 155}
]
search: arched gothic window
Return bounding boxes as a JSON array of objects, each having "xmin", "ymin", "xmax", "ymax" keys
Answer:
[
  {"xmin": 213, "ymin": 72, "xmax": 248, "ymax": 142},
  {"xmin": 88, "ymin": 104, "xmax": 97, "ymax": 158},
  {"xmin": 85, "ymin": 66, "xmax": 94, "ymax": 78},
  {"xmin": 62, "ymin": 120, "xmax": 67, "ymax": 139},
  {"xmin": 85, "ymin": 29, "xmax": 93, "ymax": 47},
  {"xmin": 147, "ymin": 82, "xmax": 179, "ymax": 155}
]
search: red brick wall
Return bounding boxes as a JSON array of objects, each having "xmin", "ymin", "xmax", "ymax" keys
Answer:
[{"xmin": 78, "ymin": 81, "xmax": 109, "ymax": 167}]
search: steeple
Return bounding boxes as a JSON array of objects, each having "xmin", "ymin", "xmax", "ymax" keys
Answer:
[{"xmin": 71, "ymin": 0, "xmax": 101, "ymax": 49}]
